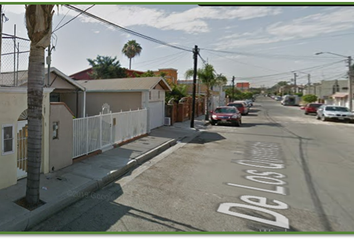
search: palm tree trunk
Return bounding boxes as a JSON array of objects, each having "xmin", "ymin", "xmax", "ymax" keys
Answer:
[
  {"xmin": 129, "ymin": 58, "xmax": 131, "ymax": 70},
  {"xmin": 26, "ymin": 44, "xmax": 44, "ymax": 206}
]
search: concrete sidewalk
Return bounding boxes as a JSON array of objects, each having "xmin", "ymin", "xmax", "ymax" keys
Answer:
[{"xmin": 0, "ymin": 116, "xmax": 209, "ymax": 232}]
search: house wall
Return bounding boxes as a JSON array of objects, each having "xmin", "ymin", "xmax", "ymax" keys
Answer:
[
  {"xmin": 49, "ymin": 103, "xmax": 73, "ymax": 172},
  {"xmin": 60, "ymin": 92, "xmax": 78, "ymax": 117},
  {"xmin": 317, "ymin": 80, "xmax": 348, "ymax": 99},
  {"xmin": 48, "ymin": 73, "xmax": 77, "ymax": 90},
  {"xmin": 85, "ymin": 92, "xmax": 142, "ymax": 116},
  {"xmin": 154, "ymin": 69, "xmax": 177, "ymax": 85},
  {"xmin": 0, "ymin": 88, "xmax": 52, "ymax": 190}
]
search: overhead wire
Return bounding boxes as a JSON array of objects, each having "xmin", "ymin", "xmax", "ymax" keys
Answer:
[
  {"xmin": 53, "ymin": 5, "xmax": 95, "ymax": 33},
  {"xmin": 64, "ymin": 4, "xmax": 192, "ymax": 53},
  {"xmin": 234, "ymin": 60, "xmax": 346, "ymax": 80},
  {"xmin": 134, "ymin": 51, "xmax": 186, "ymax": 69},
  {"xmin": 199, "ymin": 47, "xmax": 340, "ymax": 61}
]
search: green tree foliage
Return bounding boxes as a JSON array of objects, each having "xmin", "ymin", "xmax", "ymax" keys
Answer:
[
  {"xmin": 87, "ymin": 55, "xmax": 127, "ymax": 79},
  {"xmin": 185, "ymin": 63, "xmax": 227, "ymax": 119},
  {"xmin": 165, "ymin": 84, "xmax": 188, "ymax": 103},
  {"xmin": 122, "ymin": 40, "xmax": 142, "ymax": 69},
  {"xmin": 302, "ymin": 94, "xmax": 318, "ymax": 103},
  {"xmin": 138, "ymin": 70, "xmax": 155, "ymax": 77}
]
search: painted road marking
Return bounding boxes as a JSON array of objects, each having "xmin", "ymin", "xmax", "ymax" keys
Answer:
[{"xmin": 217, "ymin": 141, "xmax": 290, "ymax": 230}]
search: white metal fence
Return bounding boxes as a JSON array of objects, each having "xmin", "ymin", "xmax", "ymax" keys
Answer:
[{"xmin": 73, "ymin": 109, "xmax": 148, "ymax": 159}]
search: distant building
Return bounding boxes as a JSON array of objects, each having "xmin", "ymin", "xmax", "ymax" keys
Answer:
[
  {"xmin": 153, "ymin": 68, "xmax": 178, "ymax": 85},
  {"xmin": 236, "ymin": 82, "xmax": 250, "ymax": 91}
]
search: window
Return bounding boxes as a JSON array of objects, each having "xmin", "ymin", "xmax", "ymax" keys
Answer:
[
  {"xmin": 53, "ymin": 122, "xmax": 59, "ymax": 140},
  {"xmin": 2, "ymin": 124, "xmax": 14, "ymax": 155}
]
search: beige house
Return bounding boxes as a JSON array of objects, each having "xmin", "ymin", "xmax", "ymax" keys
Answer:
[
  {"xmin": 76, "ymin": 77, "xmax": 171, "ymax": 131},
  {"xmin": 0, "ymin": 87, "xmax": 53, "ymax": 190},
  {"xmin": 15, "ymin": 67, "xmax": 86, "ymax": 118}
]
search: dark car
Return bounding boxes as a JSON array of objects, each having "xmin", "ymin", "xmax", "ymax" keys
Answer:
[
  {"xmin": 227, "ymin": 102, "xmax": 249, "ymax": 115},
  {"xmin": 303, "ymin": 103, "xmax": 323, "ymax": 115},
  {"xmin": 210, "ymin": 106, "xmax": 242, "ymax": 126}
]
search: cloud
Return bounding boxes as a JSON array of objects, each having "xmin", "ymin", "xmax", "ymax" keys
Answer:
[
  {"xmin": 63, "ymin": 5, "xmax": 282, "ymax": 34},
  {"xmin": 215, "ymin": 7, "xmax": 354, "ymax": 49}
]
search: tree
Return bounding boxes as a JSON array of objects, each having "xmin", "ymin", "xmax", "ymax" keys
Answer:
[
  {"xmin": 165, "ymin": 84, "xmax": 188, "ymax": 104},
  {"xmin": 138, "ymin": 70, "xmax": 155, "ymax": 77},
  {"xmin": 87, "ymin": 55, "xmax": 127, "ymax": 79},
  {"xmin": 215, "ymin": 73, "xmax": 227, "ymax": 87},
  {"xmin": 122, "ymin": 40, "xmax": 142, "ymax": 70},
  {"xmin": 185, "ymin": 63, "xmax": 220, "ymax": 120},
  {"xmin": 302, "ymin": 94, "xmax": 318, "ymax": 103},
  {"xmin": 25, "ymin": 5, "xmax": 55, "ymax": 207}
]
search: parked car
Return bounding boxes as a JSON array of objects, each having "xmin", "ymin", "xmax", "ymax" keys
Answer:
[
  {"xmin": 316, "ymin": 105, "xmax": 354, "ymax": 122},
  {"xmin": 275, "ymin": 96, "xmax": 282, "ymax": 101},
  {"xmin": 302, "ymin": 103, "xmax": 323, "ymax": 115},
  {"xmin": 244, "ymin": 99, "xmax": 253, "ymax": 107},
  {"xmin": 227, "ymin": 101, "xmax": 249, "ymax": 115},
  {"xmin": 210, "ymin": 106, "xmax": 242, "ymax": 126}
]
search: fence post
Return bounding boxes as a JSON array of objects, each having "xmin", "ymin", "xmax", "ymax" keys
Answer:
[
  {"xmin": 110, "ymin": 111, "xmax": 113, "ymax": 144},
  {"xmin": 86, "ymin": 117, "xmax": 89, "ymax": 156},
  {"xmin": 100, "ymin": 114, "xmax": 102, "ymax": 148}
]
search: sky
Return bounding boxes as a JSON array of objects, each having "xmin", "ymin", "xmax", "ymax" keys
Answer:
[{"xmin": 2, "ymin": 3, "xmax": 354, "ymax": 87}]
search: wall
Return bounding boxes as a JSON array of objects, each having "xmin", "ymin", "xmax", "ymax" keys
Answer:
[
  {"xmin": 85, "ymin": 92, "xmax": 142, "ymax": 116},
  {"xmin": 0, "ymin": 88, "xmax": 52, "ymax": 190},
  {"xmin": 154, "ymin": 69, "xmax": 178, "ymax": 85},
  {"xmin": 49, "ymin": 103, "xmax": 74, "ymax": 172}
]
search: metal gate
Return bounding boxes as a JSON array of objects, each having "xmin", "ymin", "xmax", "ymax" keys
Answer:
[{"xmin": 17, "ymin": 120, "xmax": 28, "ymax": 179}]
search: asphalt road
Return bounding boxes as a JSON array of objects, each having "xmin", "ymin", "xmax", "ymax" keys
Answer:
[{"xmin": 31, "ymin": 96, "xmax": 354, "ymax": 232}]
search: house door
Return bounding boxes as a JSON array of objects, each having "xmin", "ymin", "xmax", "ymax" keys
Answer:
[
  {"xmin": 17, "ymin": 120, "xmax": 28, "ymax": 179},
  {"xmin": 149, "ymin": 101, "xmax": 164, "ymax": 130}
]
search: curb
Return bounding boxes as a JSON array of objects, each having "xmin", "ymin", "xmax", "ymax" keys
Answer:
[{"xmin": 19, "ymin": 139, "xmax": 180, "ymax": 231}]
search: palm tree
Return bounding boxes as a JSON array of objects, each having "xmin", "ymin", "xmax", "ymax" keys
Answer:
[
  {"xmin": 25, "ymin": 5, "xmax": 55, "ymax": 207},
  {"xmin": 185, "ymin": 63, "xmax": 219, "ymax": 120},
  {"xmin": 121, "ymin": 40, "xmax": 142, "ymax": 70}
]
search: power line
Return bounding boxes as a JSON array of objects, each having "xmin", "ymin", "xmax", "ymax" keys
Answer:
[
  {"xmin": 53, "ymin": 5, "xmax": 95, "ymax": 33},
  {"xmin": 235, "ymin": 60, "xmax": 345, "ymax": 80},
  {"xmin": 200, "ymin": 47, "xmax": 339, "ymax": 61},
  {"xmin": 64, "ymin": 4, "xmax": 192, "ymax": 53}
]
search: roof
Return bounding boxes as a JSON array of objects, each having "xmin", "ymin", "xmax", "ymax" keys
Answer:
[
  {"xmin": 0, "ymin": 67, "xmax": 85, "ymax": 91},
  {"xmin": 76, "ymin": 77, "xmax": 172, "ymax": 93},
  {"xmin": 49, "ymin": 67, "xmax": 85, "ymax": 91},
  {"xmin": 331, "ymin": 92, "xmax": 348, "ymax": 98}
]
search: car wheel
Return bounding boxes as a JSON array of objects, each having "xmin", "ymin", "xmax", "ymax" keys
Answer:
[
  {"xmin": 304, "ymin": 112, "xmax": 308, "ymax": 115},
  {"xmin": 210, "ymin": 120, "xmax": 216, "ymax": 125},
  {"xmin": 321, "ymin": 115, "xmax": 327, "ymax": 121},
  {"xmin": 234, "ymin": 119, "xmax": 241, "ymax": 127},
  {"xmin": 316, "ymin": 114, "xmax": 320, "ymax": 120}
]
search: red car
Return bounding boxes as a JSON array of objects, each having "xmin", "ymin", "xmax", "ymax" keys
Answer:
[
  {"xmin": 227, "ymin": 102, "xmax": 249, "ymax": 115},
  {"xmin": 302, "ymin": 103, "xmax": 323, "ymax": 115},
  {"xmin": 210, "ymin": 106, "xmax": 242, "ymax": 126}
]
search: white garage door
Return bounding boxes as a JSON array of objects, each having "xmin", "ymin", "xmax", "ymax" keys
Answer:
[{"xmin": 149, "ymin": 101, "xmax": 164, "ymax": 130}]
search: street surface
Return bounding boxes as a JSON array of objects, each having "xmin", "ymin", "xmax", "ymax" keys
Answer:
[{"xmin": 31, "ymin": 96, "xmax": 354, "ymax": 232}]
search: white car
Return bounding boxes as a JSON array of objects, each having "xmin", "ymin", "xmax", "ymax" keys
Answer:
[{"xmin": 316, "ymin": 105, "xmax": 354, "ymax": 122}]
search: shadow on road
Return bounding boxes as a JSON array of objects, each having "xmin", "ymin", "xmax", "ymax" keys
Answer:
[
  {"xmin": 30, "ymin": 182, "xmax": 205, "ymax": 232},
  {"xmin": 189, "ymin": 132, "xmax": 226, "ymax": 144},
  {"xmin": 240, "ymin": 122, "xmax": 282, "ymax": 128}
]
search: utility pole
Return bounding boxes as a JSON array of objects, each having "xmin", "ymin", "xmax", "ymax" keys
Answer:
[
  {"xmin": 232, "ymin": 76, "xmax": 235, "ymax": 101},
  {"xmin": 307, "ymin": 74, "xmax": 311, "ymax": 95},
  {"xmin": 348, "ymin": 56, "xmax": 353, "ymax": 111},
  {"xmin": 190, "ymin": 45, "xmax": 198, "ymax": 128},
  {"xmin": 46, "ymin": 43, "xmax": 52, "ymax": 87},
  {"xmin": 0, "ymin": 5, "xmax": 2, "ymax": 74},
  {"xmin": 293, "ymin": 72, "xmax": 298, "ymax": 94}
]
